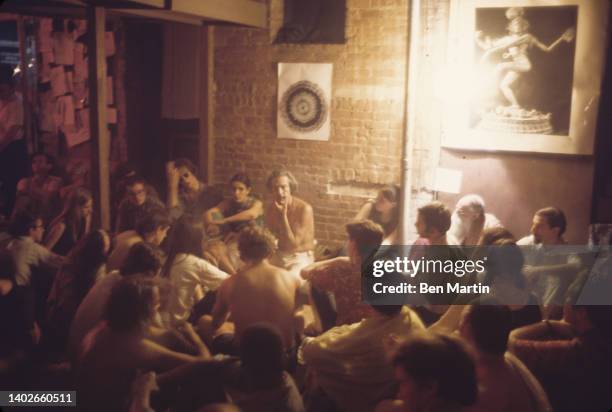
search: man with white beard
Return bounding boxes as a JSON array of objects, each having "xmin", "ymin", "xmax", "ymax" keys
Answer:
[{"xmin": 448, "ymin": 194, "xmax": 502, "ymax": 246}]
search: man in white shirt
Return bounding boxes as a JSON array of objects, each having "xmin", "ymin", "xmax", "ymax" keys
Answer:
[
  {"xmin": 7, "ymin": 210, "xmax": 63, "ymax": 287},
  {"xmin": 0, "ymin": 65, "xmax": 28, "ymax": 216},
  {"xmin": 264, "ymin": 170, "xmax": 315, "ymax": 284},
  {"xmin": 518, "ymin": 207, "xmax": 581, "ymax": 318},
  {"xmin": 7, "ymin": 209, "xmax": 63, "ymax": 325}
]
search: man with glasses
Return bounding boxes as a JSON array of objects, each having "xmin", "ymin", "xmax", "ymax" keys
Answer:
[
  {"xmin": 6, "ymin": 210, "xmax": 63, "ymax": 324},
  {"xmin": 115, "ymin": 175, "xmax": 164, "ymax": 233},
  {"xmin": 6, "ymin": 210, "xmax": 63, "ymax": 287}
]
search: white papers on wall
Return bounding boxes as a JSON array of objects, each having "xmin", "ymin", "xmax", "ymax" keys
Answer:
[
  {"xmin": 73, "ymin": 81, "xmax": 87, "ymax": 109},
  {"xmin": 53, "ymin": 32, "xmax": 75, "ymax": 65},
  {"xmin": 74, "ymin": 20, "xmax": 87, "ymax": 40},
  {"xmin": 107, "ymin": 107, "xmax": 117, "ymax": 124},
  {"xmin": 50, "ymin": 66, "xmax": 67, "ymax": 97},
  {"xmin": 66, "ymin": 108, "xmax": 90, "ymax": 148},
  {"xmin": 73, "ymin": 43, "xmax": 87, "ymax": 82},
  {"xmin": 277, "ymin": 63, "xmax": 332, "ymax": 141},
  {"xmin": 57, "ymin": 95, "xmax": 76, "ymax": 127},
  {"xmin": 105, "ymin": 32, "xmax": 116, "ymax": 57},
  {"xmin": 66, "ymin": 71, "xmax": 74, "ymax": 93},
  {"xmin": 39, "ymin": 90, "xmax": 56, "ymax": 132},
  {"xmin": 38, "ymin": 18, "xmax": 53, "ymax": 52}
]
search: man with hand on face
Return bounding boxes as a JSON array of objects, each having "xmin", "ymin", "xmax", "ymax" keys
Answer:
[
  {"xmin": 264, "ymin": 169, "xmax": 315, "ymax": 284},
  {"xmin": 166, "ymin": 158, "xmax": 223, "ymax": 223}
]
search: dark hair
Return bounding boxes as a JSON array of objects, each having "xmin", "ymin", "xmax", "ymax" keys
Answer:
[
  {"xmin": 240, "ymin": 323, "xmax": 285, "ymax": 386},
  {"xmin": 48, "ymin": 187, "xmax": 92, "ymax": 244},
  {"xmin": 113, "ymin": 162, "xmax": 137, "ymax": 181},
  {"xmin": 135, "ymin": 209, "xmax": 171, "ymax": 237},
  {"xmin": 478, "ymin": 227, "xmax": 515, "ymax": 246},
  {"xmin": 174, "ymin": 158, "xmax": 198, "ymax": 176},
  {"xmin": 8, "ymin": 209, "xmax": 41, "ymax": 237},
  {"xmin": 393, "ymin": 331, "xmax": 477, "ymax": 407},
  {"xmin": 483, "ymin": 240, "xmax": 526, "ymax": 289},
  {"xmin": 30, "ymin": 151, "xmax": 55, "ymax": 165},
  {"xmin": 345, "ymin": 220, "xmax": 384, "ymax": 260},
  {"xmin": 370, "ymin": 304, "xmax": 404, "ymax": 317},
  {"xmin": 0, "ymin": 251, "xmax": 16, "ymax": 283},
  {"xmin": 238, "ymin": 226, "xmax": 277, "ymax": 262},
  {"xmin": 105, "ymin": 277, "xmax": 158, "ymax": 332},
  {"xmin": 64, "ymin": 230, "xmax": 109, "ymax": 300},
  {"xmin": 462, "ymin": 298, "xmax": 512, "ymax": 355},
  {"xmin": 123, "ymin": 174, "xmax": 147, "ymax": 189},
  {"xmin": 120, "ymin": 242, "xmax": 164, "ymax": 277},
  {"xmin": 0, "ymin": 65, "xmax": 14, "ymax": 85},
  {"xmin": 535, "ymin": 207, "xmax": 566, "ymax": 237},
  {"xmin": 266, "ymin": 169, "xmax": 298, "ymax": 193},
  {"xmin": 161, "ymin": 216, "xmax": 205, "ymax": 277},
  {"xmin": 379, "ymin": 184, "xmax": 400, "ymax": 203},
  {"xmin": 418, "ymin": 201, "xmax": 451, "ymax": 235},
  {"xmin": 230, "ymin": 173, "xmax": 252, "ymax": 188},
  {"xmin": 582, "ymin": 306, "xmax": 612, "ymax": 338}
]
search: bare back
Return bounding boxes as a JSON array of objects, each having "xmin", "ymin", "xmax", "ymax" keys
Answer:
[{"xmin": 226, "ymin": 262, "xmax": 298, "ymax": 348}]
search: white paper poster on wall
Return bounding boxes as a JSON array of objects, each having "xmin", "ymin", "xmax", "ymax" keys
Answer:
[{"xmin": 277, "ymin": 63, "xmax": 332, "ymax": 141}]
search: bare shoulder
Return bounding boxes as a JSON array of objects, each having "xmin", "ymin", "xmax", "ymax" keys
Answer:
[
  {"xmin": 49, "ymin": 221, "xmax": 67, "ymax": 232},
  {"xmin": 16, "ymin": 177, "xmax": 29, "ymax": 192},
  {"xmin": 313, "ymin": 256, "xmax": 350, "ymax": 271},
  {"xmin": 292, "ymin": 196, "xmax": 313, "ymax": 213}
]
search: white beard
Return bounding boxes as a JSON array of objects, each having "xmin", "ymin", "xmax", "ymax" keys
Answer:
[{"xmin": 449, "ymin": 212, "xmax": 472, "ymax": 244}]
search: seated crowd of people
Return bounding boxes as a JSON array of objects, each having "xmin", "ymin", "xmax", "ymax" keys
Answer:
[{"xmin": 1, "ymin": 154, "xmax": 611, "ymax": 412}]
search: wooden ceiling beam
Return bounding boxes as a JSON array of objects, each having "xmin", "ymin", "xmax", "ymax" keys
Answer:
[
  {"xmin": 171, "ymin": 0, "xmax": 267, "ymax": 29},
  {"xmin": 109, "ymin": 8, "xmax": 204, "ymax": 25}
]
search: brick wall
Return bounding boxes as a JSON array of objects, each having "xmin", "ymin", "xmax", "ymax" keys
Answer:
[{"xmin": 213, "ymin": 0, "xmax": 410, "ymax": 248}]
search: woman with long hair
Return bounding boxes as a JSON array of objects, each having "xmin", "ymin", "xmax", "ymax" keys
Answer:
[
  {"xmin": 160, "ymin": 215, "xmax": 229, "ymax": 327},
  {"xmin": 46, "ymin": 229, "xmax": 110, "ymax": 355},
  {"xmin": 45, "ymin": 187, "xmax": 93, "ymax": 256}
]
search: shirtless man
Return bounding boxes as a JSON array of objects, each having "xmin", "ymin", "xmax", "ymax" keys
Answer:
[
  {"xmin": 199, "ymin": 226, "xmax": 299, "ymax": 353},
  {"xmin": 76, "ymin": 277, "xmax": 209, "ymax": 412},
  {"xmin": 459, "ymin": 300, "xmax": 551, "ymax": 412},
  {"xmin": 264, "ymin": 170, "xmax": 314, "ymax": 282}
]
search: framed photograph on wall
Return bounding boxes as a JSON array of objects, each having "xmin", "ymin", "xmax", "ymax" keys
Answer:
[{"xmin": 441, "ymin": 0, "xmax": 609, "ymax": 155}]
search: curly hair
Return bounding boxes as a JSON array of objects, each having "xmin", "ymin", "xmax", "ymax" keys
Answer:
[{"xmin": 238, "ymin": 226, "xmax": 277, "ymax": 262}]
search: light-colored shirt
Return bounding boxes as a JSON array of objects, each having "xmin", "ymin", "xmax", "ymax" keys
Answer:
[
  {"xmin": 162, "ymin": 253, "xmax": 228, "ymax": 327},
  {"xmin": 518, "ymin": 235, "xmax": 580, "ymax": 305},
  {"xmin": 7, "ymin": 236, "xmax": 56, "ymax": 286},
  {"xmin": 301, "ymin": 306, "xmax": 425, "ymax": 412}
]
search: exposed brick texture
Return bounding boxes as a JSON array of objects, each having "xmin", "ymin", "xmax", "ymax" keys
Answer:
[{"xmin": 213, "ymin": 0, "xmax": 410, "ymax": 248}]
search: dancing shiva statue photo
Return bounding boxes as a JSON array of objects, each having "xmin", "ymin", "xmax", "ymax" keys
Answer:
[{"xmin": 474, "ymin": 7, "xmax": 575, "ymax": 134}]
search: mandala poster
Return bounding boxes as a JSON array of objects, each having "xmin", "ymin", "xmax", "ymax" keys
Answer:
[
  {"xmin": 277, "ymin": 63, "xmax": 332, "ymax": 141},
  {"xmin": 441, "ymin": 0, "xmax": 608, "ymax": 154}
]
